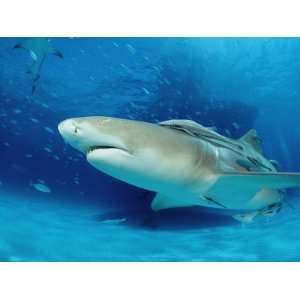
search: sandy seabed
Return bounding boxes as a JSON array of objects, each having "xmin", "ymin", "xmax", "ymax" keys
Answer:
[{"xmin": 0, "ymin": 191, "xmax": 299, "ymax": 262}]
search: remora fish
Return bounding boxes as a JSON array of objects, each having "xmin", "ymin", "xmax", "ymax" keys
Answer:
[
  {"xmin": 14, "ymin": 37, "xmax": 63, "ymax": 94},
  {"xmin": 58, "ymin": 117, "xmax": 300, "ymax": 223}
]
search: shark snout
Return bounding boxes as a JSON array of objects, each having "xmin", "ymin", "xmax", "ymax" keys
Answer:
[
  {"xmin": 58, "ymin": 117, "xmax": 129, "ymax": 155},
  {"xmin": 58, "ymin": 118, "xmax": 87, "ymax": 152},
  {"xmin": 58, "ymin": 119, "xmax": 80, "ymax": 138}
]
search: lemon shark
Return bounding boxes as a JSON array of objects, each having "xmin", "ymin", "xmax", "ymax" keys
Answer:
[
  {"xmin": 58, "ymin": 116, "xmax": 300, "ymax": 223},
  {"xmin": 14, "ymin": 37, "xmax": 63, "ymax": 93}
]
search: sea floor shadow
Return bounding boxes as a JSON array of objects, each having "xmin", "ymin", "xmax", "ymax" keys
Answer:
[{"xmin": 94, "ymin": 207, "xmax": 237, "ymax": 231}]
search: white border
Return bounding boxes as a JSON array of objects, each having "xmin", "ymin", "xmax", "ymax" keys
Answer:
[
  {"xmin": 0, "ymin": 263, "xmax": 299, "ymax": 300},
  {"xmin": 0, "ymin": 0, "xmax": 300, "ymax": 299},
  {"xmin": 1, "ymin": 0, "xmax": 300, "ymax": 36}
]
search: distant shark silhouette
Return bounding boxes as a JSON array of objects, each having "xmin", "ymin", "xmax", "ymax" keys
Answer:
[
  {"xmin": 14, "ymin": 37, "xmax": 63, "ymax": 94},
  {"xmin": 58, "ymin": 116, "xmax": 300, "ymax": 223}
]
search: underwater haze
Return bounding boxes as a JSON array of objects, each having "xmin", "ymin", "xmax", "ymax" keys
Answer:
[{"xmin": 0, "ymin": 37, "xmax": 300, "ymax": 261}]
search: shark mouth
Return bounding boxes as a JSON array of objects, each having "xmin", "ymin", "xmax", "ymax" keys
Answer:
[{"xmin": 86, "ymin": 145, "xmax": 130, "ymax": 155}]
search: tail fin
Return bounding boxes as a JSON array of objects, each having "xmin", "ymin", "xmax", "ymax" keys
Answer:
[
  {"xmin": 31, "ymin": 74, "xmax": 40, "ymax": 94},
  {"xmin": 31, "ymin": 83, "xmax": 37, "ymax": 94},
  {"xmin": 13, "ymin": 43, "xmax": 23, "ymax": 49}
]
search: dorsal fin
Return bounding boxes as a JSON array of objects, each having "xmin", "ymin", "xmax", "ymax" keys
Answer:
[
  {"xmin": 269, "ymin": 159, "xmax": 280, "ymax": 171},
  {"xmin": 159, "ymin": 119, "xmax": 216, "ymax": 137},
  {"xmin": 159, "ymin": 119, "xmax": 204, "ymax": 137},
  {"xmin": 159, "ymin": 119, "xmax": 204, "ymax": 129},
  {"xmin": 207, "ymin": 126, "xmax": 217, "ymax": 132},
  {"xmin": 159, "ymin": 119, "xmax": 245, "ymax": 154},
  {"xmin": 239, "ymin": 129, "xmax": 262, "ymax": 153}
]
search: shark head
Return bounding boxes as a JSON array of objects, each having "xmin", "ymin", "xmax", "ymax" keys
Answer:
[{"xmin": 58, "ymin": 116, "xmax": 203, "ymax": 193}]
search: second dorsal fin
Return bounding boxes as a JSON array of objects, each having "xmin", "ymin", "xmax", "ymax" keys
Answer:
[{"xmin": 239, "ymin": 129, "xmax": 262, "ymax": 153}]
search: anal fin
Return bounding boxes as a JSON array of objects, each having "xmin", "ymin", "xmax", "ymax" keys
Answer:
[{"xmin": 232, "ymin": 211, "xmax": 259, "ymax": 223}]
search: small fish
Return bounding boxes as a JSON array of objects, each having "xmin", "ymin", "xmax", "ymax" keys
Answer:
[
  {"xmin": 43, "ymin": 146, "xmax": 52, "ymax": 153},
  {"xmin": 41, "ymin": 103, "xmax": 49, "ymax": 109},
  {"xmin": 152, "ymin": 65, "xmax": 160, "ymax": 72},
  {"xmin": 163, "ymin": 78, "xmax": 170, "ymax": 85},
  {"xmin": 142, "ymin": 87, "xmax": 150, "ymax": 95},
  {"xmin": 126, "ymin": 44, "xmax": 136, "ymax": 55},
  {"xmin": 120, "ymin": 63, "xmax": 130, "ymax": 72},
  {"xmin": 100, "ymin": 218, "xmax": 127, "ymax": 225},
  {"xmin": 31, "ymin": 182, "xmax": 51, "ymax": 193},
  {"xmin": 31, "ymin": 118, "xmax": 40, "ymax": 123},
  {"xmin": 44, "ymin": 127, "xmax": 54, "ymax": 134},
  {"xmin": 232, "ymin": 122, "xmax": 240, "ymax": 129},
  {"xmin": 73, "ymin": 176, "xmax": 80, "ymax": 184}
]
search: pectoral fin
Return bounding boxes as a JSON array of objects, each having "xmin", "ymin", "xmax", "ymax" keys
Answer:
[
  {"xmin": 49, "ymin": 46, "xmax": 63, "ymax": 59},
  {"xmin": 207, "ymin": 172, "xmax": 300, "ymax": 210},
  {"xmin": 13, "ymin": 43, "xmax": 24, "ymax": 49}
]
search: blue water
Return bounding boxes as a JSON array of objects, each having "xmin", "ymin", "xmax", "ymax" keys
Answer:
[{"xmin": 0, "ymin": 37, "xmax": 300, "ymax": 261}]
